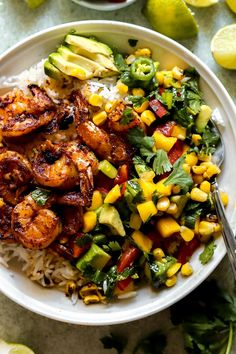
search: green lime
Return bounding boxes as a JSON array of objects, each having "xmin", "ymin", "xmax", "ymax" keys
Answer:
[
  {"xmin": 143, "ymin": 0, "xmax": 199, "ymax": 40},
  {"xmin": 211, "ymin": 24, "xmax": 236, "ymax": 69},
  {"xmin": 185, "ymin": 0, "xmax": 218, "ymax": 6},
  {"xmin": 0, "ymin": 340, "xmax": 35, "ymax": 354},
  {"xmin": 25, "ymin": 0, "xmax": 47, "ymax": 8},
  {"xmin": 226, "ymin": 0, "xmax": 236, "ymax": 13}
]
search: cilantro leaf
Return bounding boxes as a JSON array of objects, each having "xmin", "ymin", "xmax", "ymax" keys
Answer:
[
  {"xmin": 100, "ymin": 333, "xmax": 127, "ymax": 354},
  {"xmin": 139, "ymin": 148, "xmax": 155, "ymax": 163},
  {"xmin": 201, "ymin": 125, "xmax": 220, "ymax": 154},
  {"xmin": 164, "ymin": 156, "xmax": 193, "ymax": 193},
  {"xmin": 76, "ymin": 233, "xmax": 93, "ymax": 247},
  {"xmin": 114, "ymin": 53, "xmax": 129, "ymax": 72},
  {"xmin": 120, "ymin": 107, "xmax": 134, "ymax": 125},
  {"xmin": 174, "ymin": 107, "xmax": 194, "ymax": 129},
  {"xmin": 127, "ymin": 127, "xmax": 154, "ymax": 150},
  {"xmin": 133, "ymin": 331, "xmax": 167, "ymax": 354},
  {"xmin": 199, "ymin": 240, "xmax": 216, "ymax": 264},
  {"xmin": 128, "ymin": 95, "xmax": 148, "ymax": 108},
  {"xmin": 133, "ymin": 155, "xmax": 152, "ymax": 176},
  {"xmin": 31, "ymin": 187, "xmax": 51, "ymax": 206},
  {"xmin": 152, "ymin": 149, "xmax": 172, "ymax": 175}
]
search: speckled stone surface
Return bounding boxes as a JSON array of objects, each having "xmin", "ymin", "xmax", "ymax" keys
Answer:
[{"xmin": 0, "ymin": 1, "xmax": 236, "ymax": 353}]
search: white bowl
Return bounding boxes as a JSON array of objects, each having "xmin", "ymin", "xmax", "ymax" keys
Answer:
[
  {"xmin": 0, "ymin": 21, "xmax": 236, "ymax": 326},
  {"xmin": 71, "ymin": 0, "xmax": 136, "ymax": 11}
]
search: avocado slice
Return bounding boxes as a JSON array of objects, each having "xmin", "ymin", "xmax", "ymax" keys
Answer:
[
  {"xmin": 44, "ymin": 60, "xmax": 65, "ymax": 80},
  {"xmin": 76, "ymin": 243, "xmax": 111, "ymax": 272},
  {"xmin": 48, "ymin": 52, "xmax": 93, "ymax": 80},
  {"xmin": 57, "ymin": 46, "xmax": 110, "ymax": 78},
  {"xmin": 65, "ymin": 35, "xmax": 113, "ymax": 57},
  {"xmin": 99, "ymin": 204, "xmax": 125, "ymax": 237},
  {"xmin": 68, "ymin": 44, "xmax": 118, "ymax": 73}
]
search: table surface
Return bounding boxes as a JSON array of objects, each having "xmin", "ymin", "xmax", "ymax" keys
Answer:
[{"xmin": 0, "ymin": 1, "xmax": 236, "ymax": 353}]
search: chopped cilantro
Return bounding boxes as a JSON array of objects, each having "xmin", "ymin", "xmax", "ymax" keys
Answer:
[
  {"xmin": 201, "ymin": 125, "xmax": 220, "ymax": 154},
  {"xmin": 31, "ymin": 187, "xmax": 51, "ymax": 206},
  {"xmin": 199, "ymin": 240, "xmax": 216, "ymax": 264},
  {"xmin": 164, "ymin": 156, "xmax": 193, "ymax": 193},
  {"xmin": 128, "ymin": 95, "xmax": 148, "ymax": 108},
  {"xmin": 152, "ymin": 149, "xmax": 172, "ymax": 175},
  {"xmin": 127, "ymin": 127, "xmax": 155, "ymax": 150},
  {"xmin": 76, "ymin": 233, "xmax": 93, "ymax": 247},
  {"xmin": 120, "ymin": 107, "xmax": 134, "ymax": 125},
  {"xmin": 114, "ymin": 52, "xmax": 129, "ymax": 73}
]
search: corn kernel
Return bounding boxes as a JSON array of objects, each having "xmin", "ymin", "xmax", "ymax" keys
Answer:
[
  {"xmin": 172, "ymin": 66, "xmax": 184, "ymax": 80},
  {"xmin": 83, "ymin": 211, "xmax": 97, "ymax": 233},
  {"xmin": 125, "ymin": 54, "xmax": 136, "ymax": 65},
  {"xmin": 88, "ymin": 93, "xmax": 103, "ymax": 107},
  {"xmin": 116, "ymin": 81, "xmax": 129, "ymax": 95},
  {"xmin": 182, "ymin": 163, "xmax": 191, "ymax": 174},
  {"xmin": 181, "ymin": 262, "xmax": 193, "ymax": 276},
  {"xmin": 134, "ymin": 48, "xmax": 152, "ymax": 57},
  {"xmin": 157, "ymin": 196, "xmax": 170, "ymax": 212},
  {"xmin": 153, "ymin": 248, "xmax": 165, "ymax": 261},
  {"xmin": 166, "ymin": 203, "xmax": 178, "ymax": 215},
  {"xmin": 139, "ymin": 179, "xmax": 157, "ymax": 200},
  {"xmin": 192, "ymin": 134, "xmax": 202, "ymax": 146},
  {"xmin": 137, "ymin": 200, "xmax": 157, "ymax": 223},
  {"xmin": 0, "ymin": 198, "xmax": 5, "ymax": 208},
  {"xmin": 171, "ymin": 125, "xmax": 186, "ymax": 140},
  {"xmin": 133, "ymin": 100, "xmax": 149, "ymax": 113},
  {"xmin": 220, "ymin": 191, "xmax": 229, "ymax": 207},
  {"xmin": 198, "ymin": 221, "xmax": 215, "ymax": 238},
  {"xmin": 190, "ymin": 188, "xmax": 208, "ymax": 202},
  {"xmin": 130, "ymin": 213, "xmax": 142, "ymax": 230},
  {"xmin": 198, "ymin": 152, "xmax": 211, "ymax": 162},
  {"xmin": 153, "ymin": 131, "xmax": 177, "ymax": 152},
  {"xmin": 185, "ymin": 152, "xmax": 198, "ymax": 166},
  {"xmin": 200, "ymin": 161, "xmax": 213, "ymax": 168},
  {"xmin": 163, "ymin": 76, "xmax": 173, "ymax": 88},
  {"xmin": 213, "ymin": 223, "xmax": 221, "ymax": 233},
  {"xmin": 156, "ymin": 217, "xmax": 180, "ymax": 238},
  {"xmin": 200, "ymin": 181, "xmax": 211, "ymax": 194},
  {"xmin": 132, "ymin": 88, "xmax": 145, "ymax": 97},
  {"xmin": 140, "ymin": 110, "xmax": 156, "ymax": 126},
  {"xmin": 192, "ymin": 165, "xmax": 207, "ymax": 175},
  {"xmin": 172, "ymin": 185, "xmax": 181, "ymax": 194},
  {"xmin": 194, "ymin": 218, "xmax": 200, "ymax": 234},
  {"xmin": 180, "ymin": 225, "xmax": 195, "ymax": 242},
  {"xmin": 104, "ymin": 184, "xmax": 121, "ymax": 204},
  {"xmin": 203, "ymin": 164, "xmax": 221, "ymax": 179},
  {"xmin": 92, "ymin": 111, "xmax": 107, "ymax": 126},
  {"xmin": 165, "ymin": 275, "xmax": 177, "ymax": 287},
  {"xmin": 155, "ymin": 71, "xmax": 164, "ymax": 85},
  {"xmin": 192, "ymin": 174, "xmax": 204, "ymax": 185},
  {"xmin": 167, "ymin": 262, "xmax": 181, "ymax": 277},
  {"xmin": 131, "ymin": 230, "xmax": 153, "ymax": 252},
  {"xmin": 87, "ymin": 190, "xmax": 103, "ymax": 211},
  {"xmin": 105, "ymin": 101, "xmax": 115, "ymax": 113},
  {"xmin": 140, "ymin": 170, "xmax": 155, "ymax": 182}
]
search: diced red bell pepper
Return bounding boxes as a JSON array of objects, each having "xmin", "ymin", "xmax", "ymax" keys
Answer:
[
  {"xmin": 117, "ymin": 277, "xmax": 133, "ymax": 291},
  {"xmin": 158, "ymin": 86, "xmax": 165, "ymax": 95},
  {"xmin": 155, "ymin": 121, "xmax": 176, "ymax": 137},
  {"xmin": 72, "ymin": 233, "xmax": 90, "ymax": 258},
  {"xmin": 120, "ymin": 181, "xmax": 127, "ymax": 197},
  {"xmin": 168, "ymin": 140, "xmax": 184, "ymax": 165},
  {"xmin": 149, "ymin": 99, "xmax": 168, "ymax": 118},
  {"xmin": 114, "ymin": 164, "xmax": 129, "ymax": 185},
  {"xmin": 117, "ymin": 245, "xmax": 140, "ymax": 290},
  {"xmin": 177, "ymin": 238, "xmax": 200, "ymax": 264}
]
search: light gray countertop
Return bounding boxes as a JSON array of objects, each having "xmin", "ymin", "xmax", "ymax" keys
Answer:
[{"xmin": 0, "ymin": 1, "xmax": 236, "ymax": 353}]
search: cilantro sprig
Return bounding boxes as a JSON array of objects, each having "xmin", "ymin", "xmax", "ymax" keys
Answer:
[{"xmin": 164, "ymin": 156, "xmax": 193, "ymax": 193}]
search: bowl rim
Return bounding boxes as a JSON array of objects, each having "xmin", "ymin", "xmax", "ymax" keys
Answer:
[
  {"xmin": 71, "ymin": 0, "xmax": 137, "ymax": 11},
  {"xmin": 0, "ymin": 20, "xmax": 235, "ymax": 325}
]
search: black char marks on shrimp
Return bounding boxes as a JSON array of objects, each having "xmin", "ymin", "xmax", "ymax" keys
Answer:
[{"xmin": 71, "ymin": 90, "xmax": 132, "ymax": 165}]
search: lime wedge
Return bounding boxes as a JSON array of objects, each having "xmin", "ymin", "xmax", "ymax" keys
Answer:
[
  {"xmin": 25, "ymin": 0, "xmax": 46, "ymax": 8},
  {"xmin": 185, "ymin": 0, "xmax": 218, "ymax": 6},
  {"xmin": 226, "ymin": 0, "xmax": 236, "ymax": 13},
  {"xmin": 0, "ymin": 340, "xmax": 35, "ymax": 354},
  {"xmin": 143, "ymin": 0, "xmax": 199, "ymax": 40},
  {"xmin": 211, "ymin": 24, "xmax": 236, "ymax": 69}
]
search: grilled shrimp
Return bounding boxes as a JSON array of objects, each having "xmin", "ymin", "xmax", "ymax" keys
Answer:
[
  {"xmin": 0, "ymin": 201, "xmax": 14, "ymax": 242},
  {"xmin": 107, "ymin": 101, "xmax": 143, "ymax": 133},
  {"xmin": 12, "ymin": 195, "xmax": 62, "ymax": 249},
  {"xmin": 0, "ymin": 151, "xmax": 33, "ymax": 205},
  {"xmin": 32, "ymin": 140, "xmax": 79, "ymax": 189},
  {"xmin": 72, "ymin": 90, "xmax": 131, "ymax": 165},
  {"xmin": 0, "ymin": 85, "xmax": 55, "ymax": 138}
]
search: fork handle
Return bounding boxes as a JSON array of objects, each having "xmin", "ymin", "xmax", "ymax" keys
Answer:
[{"xmin": 212, "ymin": 181, "xmax": 236, "ymax": 280}]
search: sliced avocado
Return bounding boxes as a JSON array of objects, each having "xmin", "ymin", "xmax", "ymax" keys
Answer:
[
  {"xmin": 65, "ymin": 35, "xmax": 113, "ymax": 57},
  {"xmin": 171, "ymin": 194, "xmax": 190, "ymax": 219},
  {"xmin": 48, "ymin": 52, "xmax": 93, "ymax": 80},
  {"xmin": 76, "ymin": 243, "xmax": 111, "ymax": 272},
  {"xmin": 99, "ymin": 204, "xmax": 125, "ymax": 237},
  {"xmin": 68, "ymin": 45, "xmax": 118, "ymax": 73},
  {"xmin": 195, "ymin": 105, "xmax": 212, "ymax": 133},
  {"xmin": 44, "ymin": 60, "xmax": 65, "ymax": 80},
  {"xmin": 57, "ymin": 46, "xmax": 110, "ymax": 78}
]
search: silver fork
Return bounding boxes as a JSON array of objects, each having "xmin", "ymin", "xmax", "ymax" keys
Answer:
[{"xmin": 211, "ymin": 119, "xmax": 236, "ymax": 279}]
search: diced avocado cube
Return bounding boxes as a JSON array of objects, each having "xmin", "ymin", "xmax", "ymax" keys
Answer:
[
  {"xmin": 195, "ymin": 105, "xmax": 212, "ymax": 133},
  {"xmin": 65, "ymin": 35, "xmax": 113, "ymax": 57},
  {"xmin": 99, "ymin": 204, "xmax": 125, "ymax": 237},
  {"xmin": 76, "ymin": 243, "xmax": 111, "ymax": 272}
]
